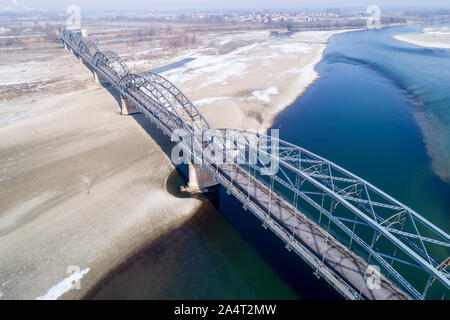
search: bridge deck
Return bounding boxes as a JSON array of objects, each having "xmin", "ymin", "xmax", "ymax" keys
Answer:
[{"xmin": 215, "ymin": 163, "xmax": 409, "ymax": 300}]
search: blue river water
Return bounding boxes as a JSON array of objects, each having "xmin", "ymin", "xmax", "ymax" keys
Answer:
[{"xmin": 90, "ymin": 25, "xmax": 449, "ymax": 300}]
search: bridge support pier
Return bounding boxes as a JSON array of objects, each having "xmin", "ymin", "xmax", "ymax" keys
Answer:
[
  {"xmin": 120, "ymin": 95, "xmax": 141, "ymax": 115},
  {"xmin": 93, "ymin": 71, "xmax": 108, "ymax": 85},
  {"xmin": 182, "ymin": 164, "xmax": 220, "ymax": 194}
]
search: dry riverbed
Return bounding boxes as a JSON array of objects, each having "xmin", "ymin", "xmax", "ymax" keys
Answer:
[{"xmin": 394, "ymin": 27, "xmax": 450, "ymax": 49}]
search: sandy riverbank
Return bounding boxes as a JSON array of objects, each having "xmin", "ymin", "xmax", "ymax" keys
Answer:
[
  {"xmin": 394, "ymin": 27, "xmax": 450, "ymax": 49},
  {"xmin": 0, "ymin": 28, "xmax": 350, "ymax": 300}
]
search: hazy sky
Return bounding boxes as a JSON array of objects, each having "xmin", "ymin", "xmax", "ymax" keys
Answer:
[{"xmin": 18, "ymin": 0, "xmax": 450, "ymax": 11}]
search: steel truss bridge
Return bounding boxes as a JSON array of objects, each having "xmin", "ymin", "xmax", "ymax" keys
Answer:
[{"xmin": 59, "ymin": 28, "xmax": 449, "ymax": 300}]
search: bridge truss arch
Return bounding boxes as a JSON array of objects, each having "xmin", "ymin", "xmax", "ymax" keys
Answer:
[
  {"xmin": 204, "ymin": 128, "xmax": 450, "ymax": 299},
  {"xmin": 78, "ymin": 39, "xmax": 98, "ymax": 61},
  {"xmin": 143, "ymin": 72, "xmax": 211, "ymax": 132}
]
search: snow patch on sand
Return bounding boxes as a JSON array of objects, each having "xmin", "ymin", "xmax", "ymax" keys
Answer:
[
  {"xmin": 249, "ymin": 86, "xmax": 279, "ymax": 103},
  {"xmin": 36, "ymin": 268, "xmax": 90, "ymax": 300},
  {"xmin": 0, "ymin": 176, "xmax": 11, "ymax": 183}
]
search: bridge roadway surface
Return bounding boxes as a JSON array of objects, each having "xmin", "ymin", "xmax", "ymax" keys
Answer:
[{"xmin": 210, "ymin": 163, "xmax": 409, "ymax": 300}]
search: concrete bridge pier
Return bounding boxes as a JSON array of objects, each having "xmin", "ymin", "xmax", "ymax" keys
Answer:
[
  {"xmin": 184, "ymin": 164, "xmax": 220, "ymax": 194},
  {"xmin": 120, "ymin": 95, "xmax": 141, "ymax": 115}
]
